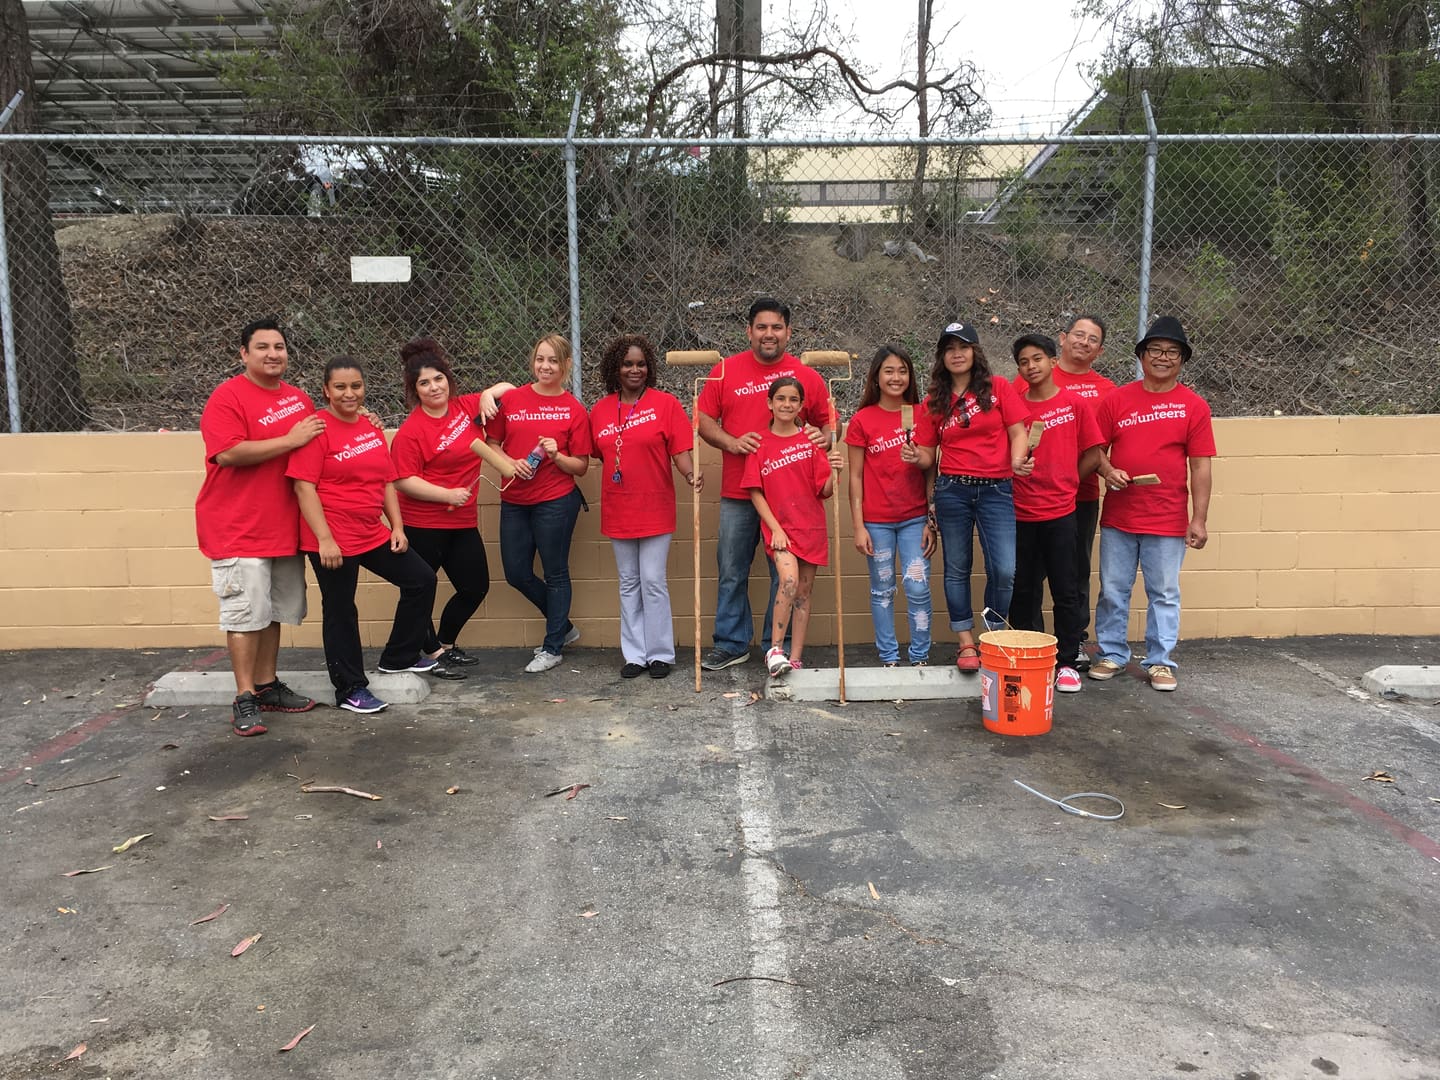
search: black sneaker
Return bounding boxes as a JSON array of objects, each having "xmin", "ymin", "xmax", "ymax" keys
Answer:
[
  {"xmin": 648, "ymin": 660, "xmax": 671, "ymax": 679},
  {"xmin": 231, "ymin": 692, "xmax": 268, "ymax": 737},
  {"xmin": 440, "ymin": 647, "xmax": 480, "ymax": 667},
  {"xmin": 701, "ymin": 648, "xmax": 750, "ymax": 671},
  {"xmin": 430, "ymin": 664, "xmax": 467, "ymax": 681},
  {"xmin": 620, "ymin": 663, "xmax": 647, "ymax": 678},
  {"xmin": 254, "ymin": 679, "xmax": 317, "ymax": 713},
  {"xmin": 1073, "ymin": 646, "xmax": 1092, "ymax": 673}
]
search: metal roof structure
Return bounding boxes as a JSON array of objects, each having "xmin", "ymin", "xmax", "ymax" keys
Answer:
[{"xmin": 25, "ymin": 0, "xmax": 277, "ymax": 133}]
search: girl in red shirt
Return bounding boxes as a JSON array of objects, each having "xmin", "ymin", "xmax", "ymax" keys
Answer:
[
  {"xmin": 845, "ymin": 345, "xmax": 936, "ymax": 667},
  {"xmin": 391, "ymin": 336, "xmax": 515, "ymax": 672},
  {"xmin": 288, "ymin": 357, "xmax": 442, "ymax": 714},
  {"xmin": 485, "ymin": 334, "xmax": 593, "ymax": 673},
  {"xmin": 902, "ymin": 322, "xmax": 1030, "ymax": 671},
  {"xmin": 743, "ymin": 377, "xmax": 844, "ymax": 677}
]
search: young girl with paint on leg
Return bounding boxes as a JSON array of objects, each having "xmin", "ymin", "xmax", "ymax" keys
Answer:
[
  {"xmin": 743, "ymin": 376, "xmax": 844, "ymax": 677},
  {"xmin": 845, "ymin": 344, "xmax": 936, "ymax": 668}
]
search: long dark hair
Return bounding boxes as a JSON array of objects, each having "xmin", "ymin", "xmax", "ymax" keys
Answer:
[
  {"xmin": 598, "ymin": 334, "xmax": 658, "ymax": 395},
  {"xmin": 400, "ymin": 336, "xmax": 461, "ymax": 410},
  {"xmin": 925, "ymin": 339, "xmax": 994, "ymax": 422},
  {"xmin": 858, "ymin": 344, "xmax": 919, "ymax": 410}
]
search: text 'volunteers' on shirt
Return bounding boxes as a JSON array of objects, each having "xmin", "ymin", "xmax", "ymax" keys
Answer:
[
  {"xmin": 1096, "ymin": 382, "xmax": 1217, "ymax": 537},
  {"xmin": 1012, "ymin": 391, "xmax": 1103, "ymax": 523},
  {"xmin": 286, "ymin": 411, "xmax": 398, "ymax": 556},
  {"xmin": 482, "ymin": 383, "xmax": 594, "ymax": 506},
  {"xmin": 589, "ymin": 389, "xmax": 694, "ymax": 540},
  {"xmin": 391, "ymin": 392, "xmax": 484, "ymax": 530},
  {"xmin": 843, "ymin": 404, "xmax": 929, "ymax": 523},
  {"xmin": 742, "ymin": 430, "xmax": 833, "ymax": 566},
  {"xmin": 696, "ymin": 350, "xmax": 832, "ymax": 499},
  {"xmin": 196, "ymin": 374, "xmax": 315, "ymax": 559},
  {"xmin": 913, "ymin": 377, "xmax": 1028, "ymax": 478}
]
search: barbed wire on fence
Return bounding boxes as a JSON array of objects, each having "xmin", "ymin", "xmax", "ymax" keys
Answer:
[{"xmin": 2, "ymin": 129, "xmax": 1439, "ymax": 432}]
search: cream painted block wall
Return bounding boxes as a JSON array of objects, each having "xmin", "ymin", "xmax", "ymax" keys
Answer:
[{"xmin": 1, "ymin": 416, "xmax": 1438, "ymax": 649}]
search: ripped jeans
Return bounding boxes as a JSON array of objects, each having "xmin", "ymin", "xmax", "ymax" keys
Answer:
[{"xmin": 863, "ymin": 514, "xmax": 933, "ymax": 664}]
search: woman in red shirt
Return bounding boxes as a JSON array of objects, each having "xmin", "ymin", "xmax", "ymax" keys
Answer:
[
  {"xmin": 391, "ymin": 336, "xmax": 514, "ymax": 671},
  {"xmin": 288, "ymin": 357, "xmax": 442, "ymax": 714},
  {"xmin": 486, "ymin": 335, "xmax": 593, "ymax": 673},
  {"xmin": 902, "ymin": 322, "xmax": 1031, "ymax": 671}
]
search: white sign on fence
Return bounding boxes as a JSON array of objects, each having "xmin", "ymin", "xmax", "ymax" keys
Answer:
[{"xmin": 350, "ymin": 256, "xmax": 412, "ymax": 283}]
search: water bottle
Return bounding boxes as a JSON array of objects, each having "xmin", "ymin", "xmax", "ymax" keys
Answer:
[{"xmin": 524, "ymin": 443, "xmax": 545, "ymax": 474}]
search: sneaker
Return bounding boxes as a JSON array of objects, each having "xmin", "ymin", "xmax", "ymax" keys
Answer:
[
  {"xmin": 648, "ymin": 660, "xmax": 671, "ymax": 679},
  {"xmin": 911, "ymin": 660, "xmax": 929, "ymax": 667},
  {"xmin": 378, "ymin": 655, "xmax": 440, "ymax": 674},
  {"xmin": 1088, "ymin": 658, "xmax": 1124, "ymax": 681},
  {"xmin": 765, "ymin": 646, "xmax": 792, "ymax": 677},
  {"xmin": 254, "ymin": 679, "xmax": 316, "ymax": 713},
  {"xmin": 439, "ymin": 647, "xmax": 480, "ymax": 667},
  {"xmin": 702, "ymin": 648, "xmax": 750, "ymax": 671},
  {"xmin": 231, "ymin": 692, "xmax": 268, "ymax": 737},
  {"xmin": 1147, "ymin": 665, "xmax": 1178, "ymax": 692},
  {"xmin": 620, "ymin": 662, "xmax": 647, "ymax": 678},
  {"xmin": 1055, "ymin": 666, "xmax": 1083, "ymax": 693},
  {"xmin": 339, "ymin": 687, "xmax": 388, "ymax": 714},
  {"xmin": 1073, "ymin": 646, "xmax": 1091, "ymax": 673},
  {"xmin": 534, "ymin": 626, "xmax": 582, "ymax": 655},
  {"xmin": 524, "ymin": 650, "xmax": 563, "ymax": 674},
  {"xmin": 428, "ymin": 664, "xmax": 467, "ymax": 681},
  {"xmin": 882, "ymin": 661, "xmax": 899, "ymax": 669}
]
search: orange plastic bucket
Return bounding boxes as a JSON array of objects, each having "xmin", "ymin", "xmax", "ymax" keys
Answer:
[{"xmin": 978, "ymin": 629, "xmax": 1056, "ymax": 736}]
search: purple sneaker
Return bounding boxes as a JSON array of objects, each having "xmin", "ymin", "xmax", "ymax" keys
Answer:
[{"xmin": 339, "ymin": 688, "xmax": 388, "ymax": 714}]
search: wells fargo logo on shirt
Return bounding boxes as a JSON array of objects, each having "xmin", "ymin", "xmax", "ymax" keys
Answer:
[
  {"xmin": 1116, "ymin": 402, "xmax": 1188, "ymax": 430},
  {"xmin": 434, "ymin": 413, "xmax": 472, "ymax": 454},
  {"xmin": 1036, "ymin": 403, "xmax": 1078, "ymax": 429},
  {"xmin": 256, "ymin": 395, "xmax": 307, "ymax": 427}
]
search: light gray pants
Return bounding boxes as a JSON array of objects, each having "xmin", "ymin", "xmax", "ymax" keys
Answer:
[{"xmin": 612, "ymin": 534, "xmax": 676, "ymax": 664}]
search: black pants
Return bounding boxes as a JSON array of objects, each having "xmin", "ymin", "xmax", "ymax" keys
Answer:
[
  {"xmin": 407, "ymin": 525, "xmax": 490, "ymax": 653},
  {"xmin": 1012, "ymin": 513, "xmax": 1085, "ymax": 665},
  {"xmin": 1074, "ymin": 498, "xmax": 1100, "ymax": 636},
  {"xmin": 308, "ymin": 543, "xmax": 437, "ymax": 703}
]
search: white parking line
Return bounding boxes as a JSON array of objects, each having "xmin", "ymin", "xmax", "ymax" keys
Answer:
[{"xmin": 1276, "ymin": 650, "xmax": 1440, "ymax": 743}]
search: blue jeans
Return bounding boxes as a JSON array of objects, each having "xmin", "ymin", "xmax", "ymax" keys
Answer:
[
  {"xmin": 1094, "ymin": 527, "xmax": 1186, "ymax": 670},
  {"xmin": 714, "ymin": 497, "xmax": 780, "ymax": 655},
  {"xmin": 932, "ymin": 476, "xmax": 1016, "ymax": 633},
  {"xmin": 863, "ymin": 516, "xmax": 932, "ymax": 663},
  {"xmin": 499, "ymin": 487, "xmax": 582, "ymax": 655}
]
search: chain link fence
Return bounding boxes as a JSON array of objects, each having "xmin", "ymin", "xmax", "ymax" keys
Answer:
[{"xmin": 3, "ymin": 129, "xmax": 1439, "ymax": 431}]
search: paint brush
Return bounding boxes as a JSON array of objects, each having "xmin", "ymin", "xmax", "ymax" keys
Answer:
[
  {"xmin": 900, "ymin": 404, "xmax": 914, "ymax": 442},
  {"xmin": 1026, "ymin": 419, "xmax": 1045, "ymax": 458}
]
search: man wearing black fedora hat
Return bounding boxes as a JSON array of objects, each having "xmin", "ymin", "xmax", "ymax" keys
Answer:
[{"xmin": 1087, "ymin": 316, "xmax": 1216, "ymax": 693}]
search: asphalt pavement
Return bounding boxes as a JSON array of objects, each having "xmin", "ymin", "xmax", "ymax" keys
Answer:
[{"xmin": 2, "ymin": 635, "xmax": 1438, "ymax": 1080}]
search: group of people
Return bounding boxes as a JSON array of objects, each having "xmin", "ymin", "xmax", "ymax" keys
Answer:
[{"xmin": 195, "ymin": 298, "xmax": 1215, "ymax": 738}]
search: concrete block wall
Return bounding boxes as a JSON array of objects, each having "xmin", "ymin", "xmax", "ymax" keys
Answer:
[{"xmin": 1, "ymin": 416, "xmax": 1437, "ymax": 650}]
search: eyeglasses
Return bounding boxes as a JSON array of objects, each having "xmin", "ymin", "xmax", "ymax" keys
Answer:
[
  {"xmin": 1144, "ymin": 346, "xmax": 1183, "ymax": 361},
  {"xmin": 1066, "ymin": 333, "xmax": 1103, "ymax": 346}
]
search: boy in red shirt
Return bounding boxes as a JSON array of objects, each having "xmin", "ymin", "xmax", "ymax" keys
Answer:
[
  {"xmin": 1011, "ymin": 334, "xmax": 1103, "ymax": 694},
  {"xmin": 1089, "ymin": 317, "xmax": 1215, "ymax": 692},
  {"xmin": 195, "ymin": 316, "xmax": 325, "ymax": 736}
]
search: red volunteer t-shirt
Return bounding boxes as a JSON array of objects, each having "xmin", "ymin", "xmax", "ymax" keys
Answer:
[
  {"xmin": 1012, "ymin": 391, "xmax": 1103, "ymax": 523},
  {"xmin": 196, "ymin": 374, "xmax": 315, "ymax": 559},
  {"xmin": 391, "ymin": 393, "xmax": 483, "ymax": 530},
  {"xmin": 485, "ymin": 384, "xmax": 593, "ymax": 506},
  {"xmin": 1013, "ymin": 366, "xmax": 1120, "ymax": 502},
  {"xmin": 913, "ymin": 378, "xmax": 1028, "ymax": 478},
  {"xmin": 286, "ymin": 412, "xmax": 397, "ymax": 556},
  {"xmin": 843, "ymin": 404, "xmax": 929, "ymax": 523},
  {"xmin": 741, "ymin": 429, "xmax": 832, "ymax": 566},
  {"xmin": 696, "ymin": 350, "xmax": 832, "ymax": 500},
  {"xmin": 1096, "ymin": 382, "xmax": 1217, "ymax": 537},
  {"xmin": 589, "ymin": 389, "xmax": 693, "ymax": 540}
]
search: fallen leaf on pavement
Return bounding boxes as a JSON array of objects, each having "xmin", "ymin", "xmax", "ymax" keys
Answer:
[
  {"xmin": 278, "ymin": 1024, "xmax": 315, "ymax": 1052},
  {"xmin": 112, "ymin": 833, "xmax": 153, "ymax": 854},
  {"xmin": 722, "ymin": 691, "xmax": 743, "ymax": 699},
  {"xmin": 884, "ymin": 731, "xmax": 902, "ymax": 737},
  {"xmin": 867, "ymin": 881, "xmax": 880, "ymax": 900},
  {"xmin": 445, "ymin": 786, "xmax": 459, "ymax": 795},
  {"xmin": 544, "ymin": 783, "xmax": 590, "ymax": 799},
  {"xmin": 57, "ymin": 907, "xmax": 76, "ymax": 914},
  {"xmin": 56, "ymin": 1043, "xmax": 86, "ymax": 1064},
  {"xmin": 1363, "ymin": 771, "xmax": 1395, "ymax": 783},
  {"xmin": 546, "ymin": 698, "xmax": 566, "ymax": 704},
  {"xmin": 746, "ymin": 691, "xmax": 761, "ymax": 705},
  {"xmin": 62, "ymin": 866, "xmax": 112, "ymax": 878},
  {"xmin": 208, "ymin": 814, "xmax": 249, "ymax": 822},
  {"xmin": 162, "ymin": 743, "xmax": 180, "ymax": 750},
  {"xmin": 190, "ymin": 904, "xmax": 229, "ymax": 926},
  {"xmin": 231, "ymin": 933, "xmax": 262, "ymax": 956},
  {"xmin": 578, "ymin": 910, "xmax": 598, "ymax": 918},
  {"xmin": 1158, "ymin": 803, "xmax": 1187, "ymax": 810},
  {"xmin": 300, "ymin": 784, "xmax": 382, "ymax": 800}
]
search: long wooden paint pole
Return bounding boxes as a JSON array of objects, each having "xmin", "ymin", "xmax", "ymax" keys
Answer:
[{"xmin": 831, "ymin": 402, "xmax": 846, "ymax": 704}]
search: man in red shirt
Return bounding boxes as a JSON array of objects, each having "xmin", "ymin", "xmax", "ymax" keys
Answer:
[
  {"xmin": 1089, "ymin": 316, "xmax": 1215, "ymax": 693},
  {"xmin": 195, "ymin": 317, "xmax": 325, "ymax": 735},
  {"xmin": 696, "ymin": 298, "xmax": 833, "ymax": 669}
]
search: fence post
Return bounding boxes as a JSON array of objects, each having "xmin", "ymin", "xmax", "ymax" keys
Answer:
[
  {"xmin": 0, "ymin": 90, "xmax": 25, "ymax": 434},
  {"xmin": 1135, "ymin": 89, "xmax": 1158, "ymax": 381},
  {"xmin": 564, "ymin": 90, "xmax": 583, "ymax": 399}
]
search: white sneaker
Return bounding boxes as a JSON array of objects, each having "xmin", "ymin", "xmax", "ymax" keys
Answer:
[
  {"xmin": 534, "ymin": 626, "xmax": 581, "ymax": 655},
  {"xmin": 765, "ymin": 646, "xmax": 792, "ymax": 677},
  {"xmin": 524, "ymin": 650, "xmax": 563, "ymax": 673}
]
